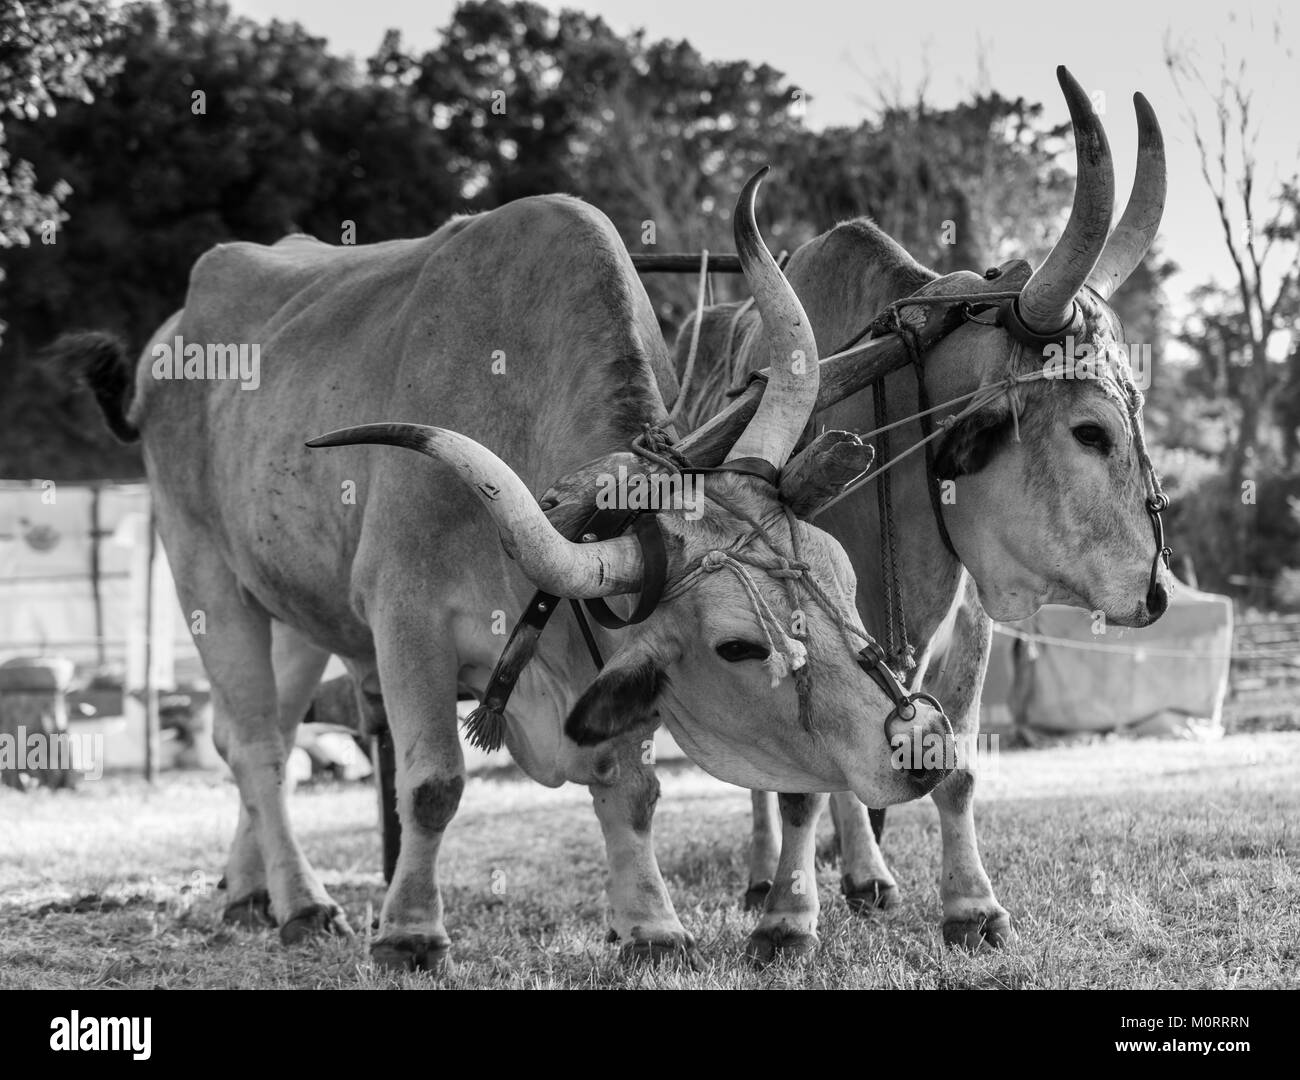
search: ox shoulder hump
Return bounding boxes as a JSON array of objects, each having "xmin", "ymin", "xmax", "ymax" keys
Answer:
[{"xmin": 494, "ymin": 193, "xmax": 624, "ymax": 245}]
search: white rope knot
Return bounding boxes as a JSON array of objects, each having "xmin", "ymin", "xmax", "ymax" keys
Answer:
[
  {"xmin": 765, "ymin": 636, "xmax": 808, "ymax": 688},
  {"xmin": 768, "ymin": 557, "xmax": 805, "ymax": 580},
  {"xmin": 690, "ymin": 548, "xmax": 811, "ymax": 689}
]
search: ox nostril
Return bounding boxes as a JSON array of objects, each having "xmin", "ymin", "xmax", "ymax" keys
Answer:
[{"xmin": 1146, "ymin": 580, "xmax": 1169, "ymax": 620}]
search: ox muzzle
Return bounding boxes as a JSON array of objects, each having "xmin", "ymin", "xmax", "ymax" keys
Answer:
[{"xmin": 856, "ymin": 642, "xmax": 955, "ymax": 794}]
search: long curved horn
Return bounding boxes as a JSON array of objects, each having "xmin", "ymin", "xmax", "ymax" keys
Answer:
[
  {"xmin": 1085, "ymin": 92, "xmax": 1166, "ymax": 300},
  {"xmin": 1017, "ymin": 66, "xmax": 1117, "ymax": 332},
  {"xmin": 726, "ymin": 166, "xmax": 820, "ymax": 469},
  {"xmin": 306, "ymin": 423, "xmax": 644, "ymax": 597}
]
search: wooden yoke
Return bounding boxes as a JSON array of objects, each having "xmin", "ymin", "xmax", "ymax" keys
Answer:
[{"xmin": 540, "ymin": 263, "xmax": 1028, "ymax": 535}]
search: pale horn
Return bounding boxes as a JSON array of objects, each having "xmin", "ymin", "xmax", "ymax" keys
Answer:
[
  {"xmin": 306, "ymin": 424, "xmax": 644, "ymax": 597},
  {"xmin": 1085, "ymin": 92, "xmax": 1166, "ymax": 300},
  {"xmin": 1016, "ymin": 66, "xmax": 1117, "ymax": 332},
  {"xmin": 725, "ymin": 166, "xmax": 821, "ymax": 470}
]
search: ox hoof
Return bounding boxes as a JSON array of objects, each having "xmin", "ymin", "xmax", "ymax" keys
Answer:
[
  {"xmin": 745, "ymin": 925, "xmax": 820, "ymax": 967},
  {"xmin": 278, "ymin": 903, "xmax": 353, "ymax": 945},
  {"xmin": 370, "ymin": 933, "xmax": 452, "ymax": 973},
  {"xmin": 223, "ymin": 889, "xmax": 272, "ymax": 928},
  {"xmin": 841, "ymin": 874, "xmax": 899, "ymax": 913},
  {"xmin": 942, "ymin": 910, "xmax": 1014, "ymax": 950},
  {"xmin": 616, "ymin": 931, "xmax": 703, "ymax": 971},
  {"xmin": 742, "ymin": 880, "xmax": 773, "ymax": 912}
]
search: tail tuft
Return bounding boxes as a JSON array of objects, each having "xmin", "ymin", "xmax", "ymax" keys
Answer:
[{"xmin": 51, "ymin": 331, "xmax": 139, "ymax": 443}]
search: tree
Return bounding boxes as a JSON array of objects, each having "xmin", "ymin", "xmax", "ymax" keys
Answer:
[
  {"xmin": 0, "ymin": 0, "xmax": 121, "ymax": 343},
  {"xmin": 791, "ymin": 91, "xmax": 1074, "ymax": 275},
  {"xmin": 0, "ymin": 0, "xmax": 457, "ymax": 479},
  {"xmin": 382, "ymin": 2, "xmax": 807, "ymax": 327},
  {"xmin": 1165, "ymin": 24, "xmax": 1300, "ymax": 488}
]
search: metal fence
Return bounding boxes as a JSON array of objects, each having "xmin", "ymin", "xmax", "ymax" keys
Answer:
[{"xmin": 1225, "ymin": 613, "xmax": 1300, "ymax": 725}]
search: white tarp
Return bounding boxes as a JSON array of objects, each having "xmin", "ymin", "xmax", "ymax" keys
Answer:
[
  {"xmin": 0, "ymin": 481, "xmax": 198, "ymax": 675},
  {"xmin": 983, "ymin": 582, "xmax": 1233, "ymax": 738}
]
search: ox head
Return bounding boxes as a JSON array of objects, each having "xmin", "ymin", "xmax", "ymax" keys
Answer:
[
  {"xmin": 921, "ymin": 66, "xmax": 1170, "ymax": 626},
  {"xmin": 308, "ymin": 171, "xmax": 951, "ymax": 807}
]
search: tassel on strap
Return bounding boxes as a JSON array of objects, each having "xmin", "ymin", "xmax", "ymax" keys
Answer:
[{"xmin": 462, "ymin": 700, "xmax": 508, "ymax": 753}]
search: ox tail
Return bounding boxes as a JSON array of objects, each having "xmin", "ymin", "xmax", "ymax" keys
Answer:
[{"xmin": 55, "ymin": 331, "xmax": 140, "ymax": 443}]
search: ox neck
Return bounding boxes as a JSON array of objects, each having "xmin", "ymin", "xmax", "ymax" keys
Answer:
[{"xmin": 787, "ymin": 256, "xmax": 968, "ymax": 662}]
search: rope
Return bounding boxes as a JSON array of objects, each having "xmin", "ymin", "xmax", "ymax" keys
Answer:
[
  {"xmin": 725, "ymin": 299, "xmax": 757, "ymax": 388},
  {"xmin": 631, "ymin": 422, "xmax": 690, "ymax": 473},
  {"xmin": 653, "ymin": 482, "xmax": 898, "ymax": 732},
  {"xmin": 809, "ymin": 370, "xmax": 1053, "ymax": 519},
  {"xmin": 992, "ymin": 623, "xmax": 1290, "ymax": 662},
  {"xmin": 1120, "ymin": 365, "xmax": 1168, "ymax": 510},
  {"xmin": 693, "ymin": 549, "xmax": 808, "ymax": 687},
  {"xmin": 667, "ymin": 249, "xmax": 710, "ymax": 426},
  {"xmin": 663, "ymin": 496, "xmax": 881, "ymax": 658}
]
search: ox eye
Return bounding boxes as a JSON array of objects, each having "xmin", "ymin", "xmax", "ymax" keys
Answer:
[
  {"xmin": 1072, "ymin": 424, "xmax": 1111, "ymax": 453},
  {"xmin": 716, "ymin": 640, "xmax": 771, "ymax": 663}
]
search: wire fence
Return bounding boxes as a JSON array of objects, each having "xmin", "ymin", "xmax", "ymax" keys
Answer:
[{"xmin": 1225, "ymin": 615, "xmax": 1300, "ymax": 723}]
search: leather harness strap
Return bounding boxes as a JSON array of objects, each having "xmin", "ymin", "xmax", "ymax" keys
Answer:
[
  {"xmin": 681, "ymin": 455, "xmax": 780, "ymax": 488},
  {"xmin": 581, "ymin": 512, "xmax": 669, "ymax": 630},
  {"xmin": 915, "ymin": 378, "xmax": 961, "ymax": 562},
  {"xmin": 463, "ymin": 505, "xmax": 666, "ymax": 751}
]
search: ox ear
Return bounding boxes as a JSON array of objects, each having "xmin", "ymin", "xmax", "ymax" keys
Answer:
[
  {"xmin": 933, "ymin": 405, "xmax": 1015, "ymax": 480},
  {"xmin": 565, "ymin": 645, "xmax": 673, "ymax": 747}
]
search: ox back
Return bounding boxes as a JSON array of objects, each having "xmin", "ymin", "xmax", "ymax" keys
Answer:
[{"xmin": 130, "ymin": 197, "xmax": 676, "ymax": 679}]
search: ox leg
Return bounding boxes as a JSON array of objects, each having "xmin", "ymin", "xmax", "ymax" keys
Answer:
[
  {"xmin": 743, "ymin": 790, "xmax": 780, "ymax": 911},
  {"xmin": 593, "ymin": 734, "xmax": 700, "ymax": 967},
  {"xmin": 223, "ymin": 621, "xmax": 332, "ymax": 927},
  {"xmin": 932, "ymin": 769, "xmax": 1012, "ymax": 948},
  {"xmin": 746, "ymin": 793, "xmax": 825, "ymax": 965},
  {"xmin": 182, "ymin": 575, "xmax": 349, "ymax": 943},
  {"xmin": 368, "ymin": 640, "xmax": 462, "ymax": 973},
  {"xmin": 829, "ymin": 791, "xmax": 900, "ymax": 913}
]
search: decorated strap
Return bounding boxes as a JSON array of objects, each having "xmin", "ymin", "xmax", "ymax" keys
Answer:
[{"xmin": 461, "ymin": 507, "xmax": 666, "ymax": 752}]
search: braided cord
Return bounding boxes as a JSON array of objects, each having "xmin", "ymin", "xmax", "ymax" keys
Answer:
[{"xmin": 873, "ymin": 375, "xmax": 913, "ymax": 671}]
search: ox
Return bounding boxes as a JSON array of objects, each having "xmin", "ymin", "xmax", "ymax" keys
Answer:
[
  {"xmin": 68, "ymin": 173, "xmax": 954, "ymax": 971},
  {"xmin": 672, "ymin": 68, "xmax": 1171, "ymax": 958}
]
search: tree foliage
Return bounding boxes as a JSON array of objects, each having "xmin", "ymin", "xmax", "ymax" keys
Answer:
[
  {"xmin": 1158, "ymin": 20, "xmax": 1300, "ymax": 601},
  {"xmin": 0, "ymin": 0, "xmax": 122, "ymax": 247}
]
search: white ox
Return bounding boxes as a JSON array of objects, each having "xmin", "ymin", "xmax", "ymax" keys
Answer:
[
  {"xmin": 66, "ymin": 173, "xmax": 953, "ymax": 970},
  {"xmin": 672, "ymin": 68, "xmax": 1171, "ymax": 959}
]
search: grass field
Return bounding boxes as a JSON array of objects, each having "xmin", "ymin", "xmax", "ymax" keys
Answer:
[{"xmin": 1, "ymin": 731, "xmax": 1297, "ymax": 989}]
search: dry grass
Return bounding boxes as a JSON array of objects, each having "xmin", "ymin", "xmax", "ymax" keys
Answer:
[{"xmin": 1, "ymin": 732, "xmax": 1297, "ymax": 989}]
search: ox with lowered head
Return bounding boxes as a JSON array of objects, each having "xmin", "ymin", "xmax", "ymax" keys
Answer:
[
  {"xmin": 672, "ymin": 66, "xmax": 1171, "ymax": 958},
  {"xmin": 67, "ymin": 170, "xmax": 950, "ymax": 971}
]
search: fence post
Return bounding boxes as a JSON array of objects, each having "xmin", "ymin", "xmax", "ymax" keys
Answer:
[{"xmin": 143, "ymin": 507, "xmax": 160, "ymax": 782}]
